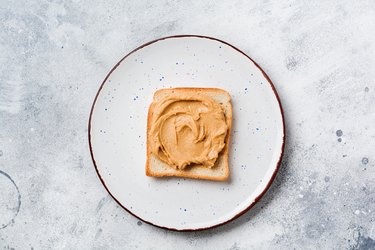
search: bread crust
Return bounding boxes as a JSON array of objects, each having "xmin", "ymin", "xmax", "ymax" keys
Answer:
[{"xmin": 145, "ymin": 87, "xmax": 232, "ymax": 181}]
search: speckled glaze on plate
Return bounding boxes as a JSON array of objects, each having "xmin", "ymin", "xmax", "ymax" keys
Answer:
[{"xmin": 89, "ymin": 35, "xmax": 285, "ymax": 231}]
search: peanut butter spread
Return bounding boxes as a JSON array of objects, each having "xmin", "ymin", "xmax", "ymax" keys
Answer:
[{"xmin": 150, "ymin": 92, "xmax": 228, "ymax": 170}]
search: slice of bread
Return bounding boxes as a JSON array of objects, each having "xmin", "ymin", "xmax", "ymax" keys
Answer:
[{"xmin": 145, "ymin": 88, "xmax": 232, "ymax": 181}]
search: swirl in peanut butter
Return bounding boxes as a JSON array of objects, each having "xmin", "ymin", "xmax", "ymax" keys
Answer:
[{"xmin": 150, "ymin": 93, "xmax": 228, "ymax": 170}]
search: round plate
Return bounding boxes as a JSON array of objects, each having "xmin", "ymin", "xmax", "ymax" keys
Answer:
[{"xmin": 89, "ymin": 35, "xmax": 285, "ymax": 231}]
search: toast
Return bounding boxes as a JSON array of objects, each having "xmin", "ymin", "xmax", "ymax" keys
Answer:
[{"xmin": 145, "ymin": 88, "xmax": 232, "ymax": 181}]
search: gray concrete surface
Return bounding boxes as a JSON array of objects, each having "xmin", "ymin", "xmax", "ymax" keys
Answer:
[{"xmin": 0, "ymin": 1, "xmax": 374, "ymax": 249}]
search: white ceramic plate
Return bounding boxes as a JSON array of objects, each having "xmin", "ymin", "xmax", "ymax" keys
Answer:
[{"xmin": 89, "ymin": 35, "xmax": 285, "ymax": 231}]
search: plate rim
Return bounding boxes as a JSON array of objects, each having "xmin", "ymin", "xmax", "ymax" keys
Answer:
[{"xmin": 88, "ymin": 34, "xmax": 286, "ymax": 231}]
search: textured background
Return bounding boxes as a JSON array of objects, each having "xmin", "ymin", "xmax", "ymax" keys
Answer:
[{"xmin": 1, "ymin": 0, "xmax": 375, "ymax": 249}]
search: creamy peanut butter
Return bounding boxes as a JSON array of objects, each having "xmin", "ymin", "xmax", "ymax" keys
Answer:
[{"xmin": 150, "ymin": 92, "xmax": 228, "ymax": 170}]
